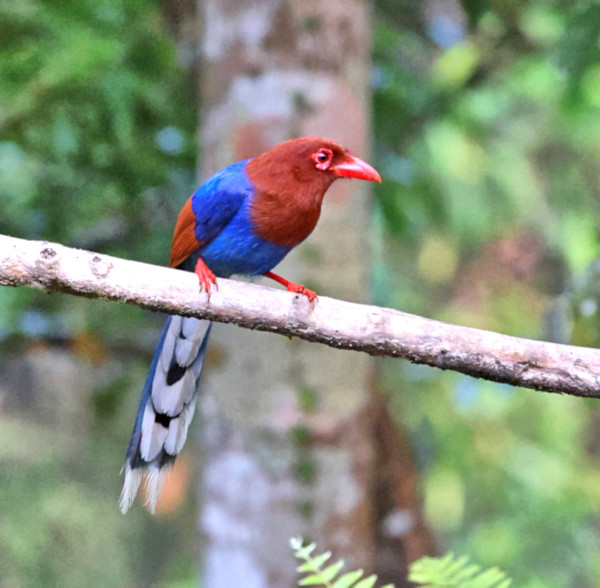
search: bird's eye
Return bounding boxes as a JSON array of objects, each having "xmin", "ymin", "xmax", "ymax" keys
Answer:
[{"xmin": 312, "ymin": 148, "xmax": 334, "ymax": 170}]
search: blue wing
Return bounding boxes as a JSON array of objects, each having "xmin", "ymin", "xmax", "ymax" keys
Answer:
[
  {"xmin": 190, "ymin": 159, "xmax": 254, "ymax": 245},
  {"xmin": 169, "ymin": 159, "xmax": 254, "ymax": 268}
]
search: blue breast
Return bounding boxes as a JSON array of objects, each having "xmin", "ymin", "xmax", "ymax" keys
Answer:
[{"xmin": 194, "ymin": 198, "xmax": 292, "ymax": 277}]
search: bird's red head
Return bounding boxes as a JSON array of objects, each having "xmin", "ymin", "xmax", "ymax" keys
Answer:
[
  {"xmin": 247, "ymin": 137, "xmax": 380, "ymax": 248},
  {"xmin": 247, "ymin": 136, "xmax": 381, "ymax": 192}
]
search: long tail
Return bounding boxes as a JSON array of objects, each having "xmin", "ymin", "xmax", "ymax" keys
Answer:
[{"xmin": 119, "ymin": 315, "xmax": 212, "ymax": 514}]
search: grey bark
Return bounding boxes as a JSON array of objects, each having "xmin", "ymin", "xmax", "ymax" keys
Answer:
[{"xmin": 196, "ymin": 1, "xmax": 379, "ymax": 585}]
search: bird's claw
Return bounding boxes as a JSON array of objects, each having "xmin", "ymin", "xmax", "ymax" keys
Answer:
[
  {"xmin": 198, "ymin": 273, "xmax": 217, "ymax": 294},
  {"xmin": 287, "ymin": 282, "xmax": 318, "ymax": 303},
  {"xmin": 262, "ymin": 271, "xmax": 318, "ymax": 303},
  {"xmin": 194, "ymin": 259, "xmax": 217, "ymax": 296}
]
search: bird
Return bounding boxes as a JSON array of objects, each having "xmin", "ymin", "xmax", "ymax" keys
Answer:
[{"xmin": 119, "ymin": 136, "xmax": 381, "ymax": 513}]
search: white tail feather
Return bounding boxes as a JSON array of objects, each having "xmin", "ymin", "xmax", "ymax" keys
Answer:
[
  {"xmin": 175, "ymin": 318, "xmax": 210, "ymax": 366},
  {"xmin": 140, "ymin": 403, "xmax": 169, "ymax": 462},
  {"xmin": 190, "ymin": 344, "xmax": 208, "ymax": 380},
  {"xmin": 160, "ymin": 318, "xmax": 179, "ymax": 372},
  {"xmin": 179, "ymin": 400, "xmax": 197, "ymax": 449},
  {"xmin": 119, "ymin": 467, "xmax": 143, "ymax": 514},
  {"xmin": 144, "ymin": 467, "xmax": 168, "ymax": 514},
  {"xmin": 182, "ymin": 317, "xmax": 210, "ymax": 341},
  {"xmin": 151, "ymin": 366, "xmax": 195, "ymax": 416},
  {"xmin": 176, "ymin": 400, "xmax": 196, "ymax": 453},
  {"xmin": 162, "ymin": 399, "xmax": 197, "ymax": 455},
  {"xmin": 175, "ymin": 337, "xmax": 202, "ymax": 367},
  {"xmin": 163, "ymin": 415, "xmax": 181, "ymax": 455}
]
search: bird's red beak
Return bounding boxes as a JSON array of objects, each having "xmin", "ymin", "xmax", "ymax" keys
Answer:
[{"xmin": 332, "ymin": 155, "xmax": 381, "ymax": 183}]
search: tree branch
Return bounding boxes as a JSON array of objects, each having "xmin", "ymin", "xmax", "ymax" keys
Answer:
[{"xmin": 1, "ymin": 233, "xmax": 599, "ymax": 398}]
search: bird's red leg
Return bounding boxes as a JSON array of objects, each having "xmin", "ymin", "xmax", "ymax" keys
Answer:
[
  {"xmin": 263, "ymin": 271, "xmax": 317, "ymax": 302},
  {"xmin": 195, "ymin": 257, "xmax": 217, "ymax": 295}
]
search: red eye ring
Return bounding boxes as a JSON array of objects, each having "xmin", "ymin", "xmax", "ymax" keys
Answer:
[{"xmin": 312, "ymin": 148, "xmax": 333, "ymax": 170}]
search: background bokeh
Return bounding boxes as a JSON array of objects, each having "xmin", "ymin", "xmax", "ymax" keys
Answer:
[{"xmin": 2, "ymin": 1, "xmax": 600, "ymax": 586}]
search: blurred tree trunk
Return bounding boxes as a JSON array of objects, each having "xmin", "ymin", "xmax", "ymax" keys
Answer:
[{"xmin": 192, "ymin": 1, "xmax": 434, "ymax": 586}]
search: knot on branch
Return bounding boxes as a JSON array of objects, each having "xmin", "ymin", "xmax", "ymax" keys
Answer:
[
  {"xmin": 40, "ymin": 247, "xmax": 57, "ymax": 260},
  {"xmin": 35, "ymin": 244, "xmax": 61, "ymax": 286},
  {"xmin": 90, "ymin": 255, "xmax": 113, "ymax": 279}
]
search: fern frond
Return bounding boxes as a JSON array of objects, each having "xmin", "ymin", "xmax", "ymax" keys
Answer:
[
  {"xmin": 409, "ymin": 552, "xmax": 512, "ymax": 587},
  {"xmin": 290, "ymin": 538, "xmax": 510, "ymax": 588},
  {"xmin": 290, "ymin": 538, "xmax": 395, "ymax": 588}
]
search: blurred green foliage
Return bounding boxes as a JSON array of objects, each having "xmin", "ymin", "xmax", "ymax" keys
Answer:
[
  {"xmin": 0, "ymin": 0, "xmax": 196, "ymax": 336},
  {"xmin": 0, "ymin": 0, "xmax": 197, "ymax": 586},
  {"xmin": 3, "ymin": 0, "xmax": 600, "ymax": 586},
  {"xmin": 373, "ymin": 1, "xmax": 600, "ymax": 586}
]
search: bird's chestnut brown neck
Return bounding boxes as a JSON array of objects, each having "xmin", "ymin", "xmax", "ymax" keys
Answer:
[{"xmin": 245, "ymin": 155, "xmax": 336, "ymax": 248}]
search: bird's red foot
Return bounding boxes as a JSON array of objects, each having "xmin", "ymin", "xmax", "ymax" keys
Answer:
[
  {"xmin": 263, "ymin": 271, "xmax": 318, "ymax": 303},
  {"xmin": 195, "ymin": 258, "xmax": 217, "ymax": 295},
  {"xmin": 285, "ymin": 281, "xmax": 318, "ymax": 302}
]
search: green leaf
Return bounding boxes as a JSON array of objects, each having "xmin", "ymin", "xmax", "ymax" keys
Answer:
[
  {"xmin": 293, "ymin": 540, "xmax": 318, "ymax": 561},
  {"xmin": 299, "ymin": 575, "xmax": 329, "ymax": 586},
  {"xmin": 306, "ymin": 551, "xmax": 332, "ymax": 570},
  {"xmin": 319, "ymin": 561, "xmax": 345, "ymax": 583},
  {"xmin": 353, "ymin": 575, "xmax": 378, "ymax": 588},
  {"xmin": 409, "ymin": 553, "xmax": 511, "ymax": 587},
  {"xmin": 332, "ymin": 570, "xmax": 365, "ymax": 588}
]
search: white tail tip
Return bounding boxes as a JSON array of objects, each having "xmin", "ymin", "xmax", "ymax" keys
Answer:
[
  {"xmin": 119, "ymin": 467, "xmax": 143, "ymax": 514},
  {"xmin": 144, "ymin": 467, "xmax": 168, "ymax": 514}
]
